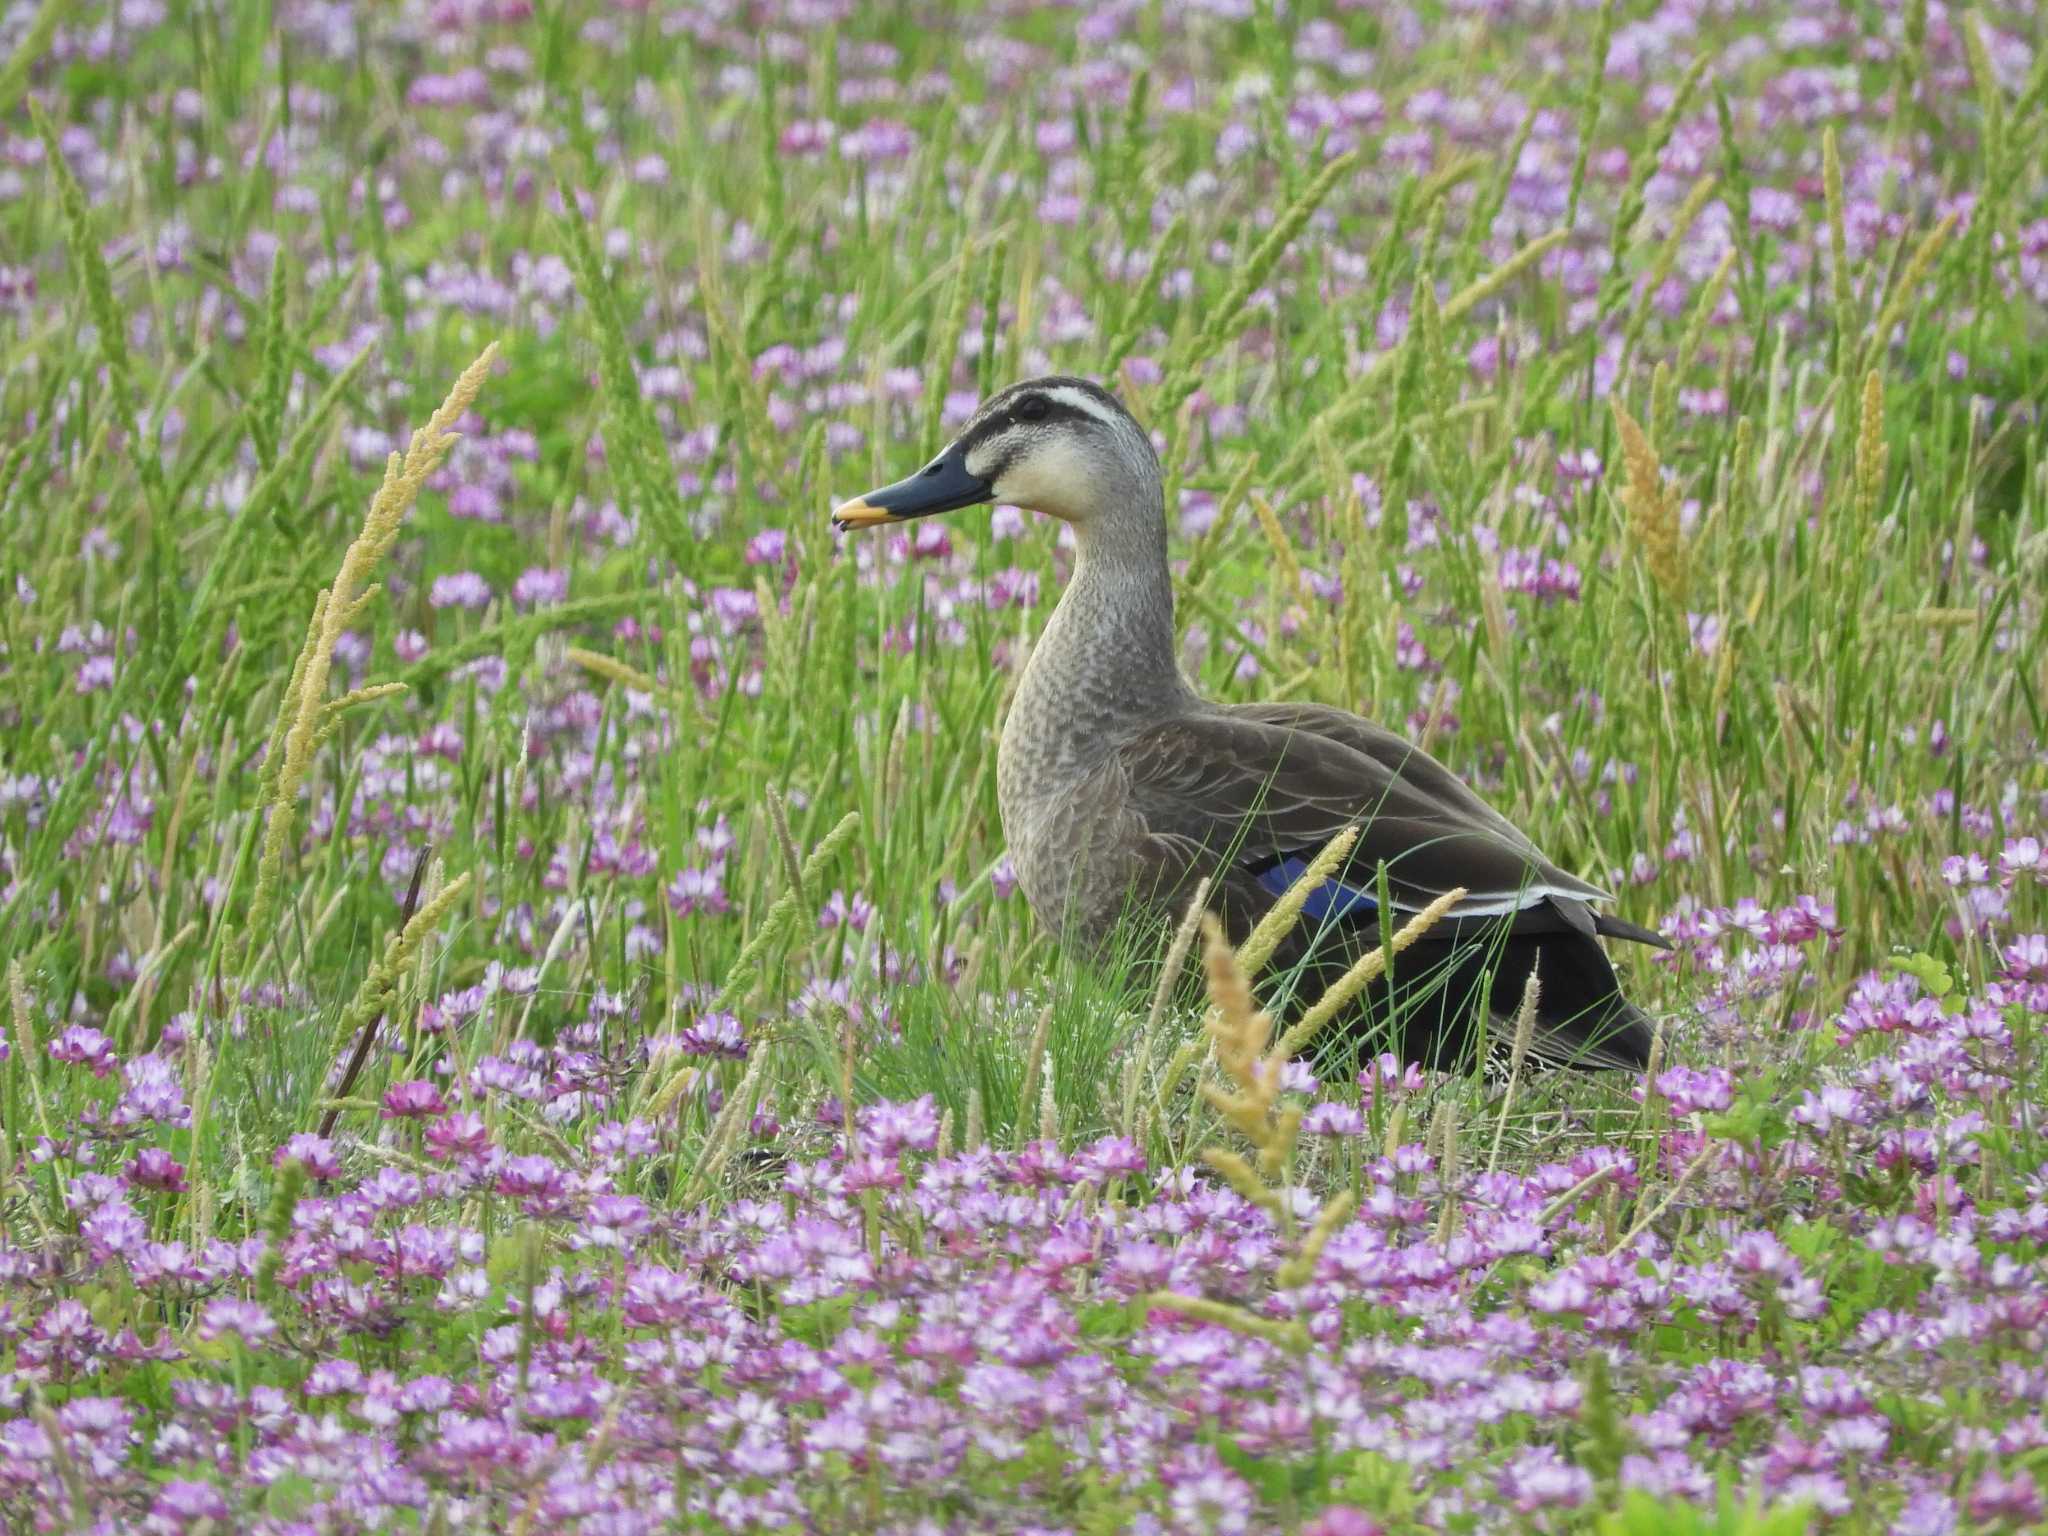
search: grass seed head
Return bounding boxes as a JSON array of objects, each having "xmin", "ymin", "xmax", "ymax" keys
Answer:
[{"xmin": 1612, "ymin": 396, "xmax": 1688, "ymax": 603}]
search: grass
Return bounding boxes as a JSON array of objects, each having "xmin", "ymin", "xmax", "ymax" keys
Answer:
[{"xmin": 0, "ymin": 0, "xmax": 2045, "ymax": 1530}]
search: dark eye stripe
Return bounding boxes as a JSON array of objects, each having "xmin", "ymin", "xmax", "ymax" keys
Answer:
[
  {"xmin": 1010, "ymin": 399, "xmax": 1097, "ymax": 429},
  {"xmin": 959, "ymin": 398, "xmax": 1103, "ymax": 461}
]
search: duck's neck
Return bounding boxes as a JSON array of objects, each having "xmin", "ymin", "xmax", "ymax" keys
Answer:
[{"xmin": 999, "ymin": 507, "xmax": 1192, "ymax": 810}]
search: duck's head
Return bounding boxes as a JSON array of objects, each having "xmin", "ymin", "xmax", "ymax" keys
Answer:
[{"xmin": 832, "ymin": 375, "xmax": 1158, "ymax": 533}]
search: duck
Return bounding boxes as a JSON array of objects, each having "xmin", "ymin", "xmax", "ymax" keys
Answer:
[{"xmin": 832, "ymin": 375, "xmax": 1666, "ymax": 1070}]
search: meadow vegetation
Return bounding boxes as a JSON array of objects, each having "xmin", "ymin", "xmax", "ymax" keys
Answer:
[{"xmin": 0, "ymin": 0, "xmax": 2045, "ymax": 1529}]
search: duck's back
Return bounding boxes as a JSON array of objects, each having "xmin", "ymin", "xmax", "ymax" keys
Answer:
[{"xmin": 1098, "ymin": 698, "xmax": 1664, "ymax": 1069}]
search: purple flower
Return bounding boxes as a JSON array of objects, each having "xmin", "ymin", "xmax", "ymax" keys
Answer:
[
  {"xmin": 1496, "ymin": 546, "xmax": 1583, "ymax": 604},
  {"xmin": 125, "ymin": 1148, "xmax": 187, "ymax": 1192},
  {"xmin": 74, "ymin": 653, "xmax": 116, "ymax": 692},
  {"xmin": 1303, "ymin": 1511, "xmax": 1384, "ymax": 1536},
  {"xmin": 1556, "ymin": 448, "xmax": 1603, "ymax": 482},
  {"xmin": 50, "ymin": 1024, "xmax": 118, "ymax": 1077},
  {"xmin": 197, "ymin": 1298, "xmax": 276, "ymax": 1348},
  {"xmin": 1968, "ymin": 1469, "xmax": 2043, "ymax": 1526},
  {"xmin": 428, "ymin": 571, "xmax": 493, "ymax": 610},
  {"xmin": 495, "ymin": 1154, "xmax": 574, "ymax": 1216},
  {"xmin": 984, "ymin": 567, "xmax": 1041, "ymax": 609},
  {"xmin": 778, "ymin": 119, "xmax": 835, "ymax": 156},
  {"xmin": 424, "ymin": 1110, "xmax": 493, "ymax": 1163},
  {"xmin": 448, "ymin": 482, "xmax": 502, "ymax": 522},
  {"xmin": 1892, "ymin": 1490, "xmax": 1959, "ymax": 1536},
  {"xmin": 1302, "ymin": 1101, "xmax": 1366, "ymax": 1136},
  {"xmin": 407, "ymin": 67, "xmax": 488, "ymax": 109},
  {"xmin": 80, "ymin": 1198, "xmax": 149, "ymax": 1262},
  {"xmin": 148, "ymin": 1478, "xmax": 230, "ymax": 1528},
  {"xmin": 1792, "ymin": 1085, "xmax": 1867, "ymax": 1135},
  {"xmin": 2004, "ymin": 934, "xmax": 2048, "ymax": 981},
  {"xmin": 858, "ymin": 1095, "xmax": 940, "ymax": 1156},
  {"xmin": 382, "ymin": 1079, "xmax": 450, "ymax": 1119},
  {"xmin": 843, "ymin": 1152, "xmax": 902, "ymax": 1191},
  {"xmin": 511, "ymin": 566, "xmax": 569, "ymax": 608},
  {"xmin": 667, "ymin": 865, "xmax": 730, "ymax": 917},
  {"xmin": 1941, "ymin": 853, "xmax": 1991, "ymax": 886},
  {"xmin": 2001, "ymin": 836, "xmax": 2044, "ymax": 881},
  {"xmin": 1071, "ymin": 1134, "xmax": 1147, "ymax": 1180},
  {"xmin": 304, "ymin": 1358, "xmax": 367, "ymax": 1397},
  {"xmin": 1498, "ymin": 1446, "xmax": 1593, "ymax": 1512},
  {"xmin": 1359, "ymin": 1053, "xmax": 1425, "ymax": 1104},
  {"xmin": 706, "ymin": 586, "xmax": 759, "ymax": 632},
  {"xmin": 1655, "ymin": 1065, "xmax": 1735, "ymax": 1116},
  {"xmin": 27, "ymin": 1299, "xmax": 104, "ymax": 1372},
  {"xmin": 421, "ymin": 982, "xmax": 490, "ymax": 1035},
  {"xmin": 582, "ymin": 1194, "xmax": 651, "ymax": 1250},
  {"xmin": 678, "ymin": 1011, "xmax": 747, "ymax": 1060},
  {"xmin": 842, "ymin": 117, "xmax": 916, "ymax": 162},
  {"xmin": 1164, "ymin": 1451, "xmax": 1254, "ymax": 1533},
  {"xmin": 991, "ymin": 856, "xmax": 1019, "ymax": 899},
  {"xmin": 274, "ymin": 1133, "xmax": 342, "ymax": 1180},
  {"xmin": 418, "ymin": 721, "xmax": 463, "ymax": 760},
  {"xmin": 115, "ymin": 1052, "xmax": 190, "ymax": 1126},
  {"xmin": 819, "ymin": 889, "xmax": 874, "ymax": 932}
]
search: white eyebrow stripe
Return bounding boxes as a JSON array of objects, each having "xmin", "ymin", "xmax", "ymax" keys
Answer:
[{"xmin": 1039, "ymin": 384, "xmax": 1123, "ymax": 428}]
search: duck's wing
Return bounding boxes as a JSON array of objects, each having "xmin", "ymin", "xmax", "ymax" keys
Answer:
[
  {"xmin": 1117, "ymin": 701, "xmax": 1642, "ymax": 935},
  {"xmin": 1226, "ymin": 701, "xmax": 1570, "ymax": 872}
]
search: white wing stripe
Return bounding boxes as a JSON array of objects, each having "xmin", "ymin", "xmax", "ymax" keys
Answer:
[{"xmin": 1427, "ymin": 884, "xmax": 1613, "ymax": 917}]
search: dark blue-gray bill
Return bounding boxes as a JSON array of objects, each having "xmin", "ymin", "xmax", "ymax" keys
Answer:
[{"xmin": 832, "ymin": 448, "xmax": 994, "ymax": 528}]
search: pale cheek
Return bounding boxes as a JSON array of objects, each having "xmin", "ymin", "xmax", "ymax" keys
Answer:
[
  {"xmin": 992, "ymin": 443, "xmax": 1092, "ymax": 521},
  {"xmin": 993, "ymin": 465, "xmax": 1072, "ymax": 520}
]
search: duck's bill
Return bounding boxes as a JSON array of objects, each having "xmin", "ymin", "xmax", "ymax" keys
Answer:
[{"xmin": 831, "ymin": 448, "xmax": 993, "ymax": 530}]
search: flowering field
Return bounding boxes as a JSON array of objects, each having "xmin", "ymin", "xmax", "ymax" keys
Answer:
[{"xmin": 2, "ymin": 0, "xmax": 2047, "ymax": 1530}]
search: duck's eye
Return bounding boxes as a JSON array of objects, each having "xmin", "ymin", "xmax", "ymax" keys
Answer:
[{"xmin": 1015, "ymin": 395, "xmax": 1049, "ymax": 423}]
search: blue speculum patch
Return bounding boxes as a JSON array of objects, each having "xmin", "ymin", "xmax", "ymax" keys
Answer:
[{"xmin": 1256, "ymin": 855, "xmax": 1377, "ymax": 921}]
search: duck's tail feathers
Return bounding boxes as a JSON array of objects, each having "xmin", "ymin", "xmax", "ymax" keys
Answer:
[
  {"xmin": 1531, "ymin": 996, "xmax": 1656, "ymax": 1072},
  {"xmin": 1592, "ymin": 911, "xmax": 1673, "ymax": 950}
]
